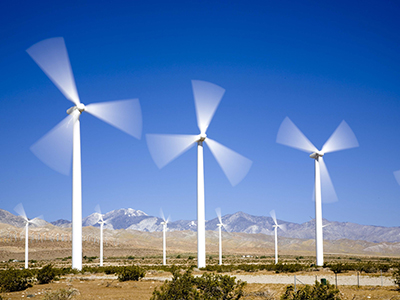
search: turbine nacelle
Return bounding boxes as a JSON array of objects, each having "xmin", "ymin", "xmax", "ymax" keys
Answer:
[
  {"xmin": 310, "ymin": 151, "xmax": 324, "ymax": 159},
  {"xmin": 197, "ymin": 133, "xmax": 207, "ymax": 142},
  {"xmin": 67, "ymin": 103, "xmax": 86, "ymax": 115}
]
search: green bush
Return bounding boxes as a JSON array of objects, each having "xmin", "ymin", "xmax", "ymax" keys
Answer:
[
  {"xmin": 37, "ymin": 264, "xmax": 58, "ymax": 284},
  {"xmin": 151, "ymin": 269, "xmax": 246, "ymax": 300},
  {"xmin": 281, "ymin": 280, "xmax": 341, "ymax": 300},
  {"xmin": 0, "ymin": 268, "xmax": 34, "ymax": 292},
  {"xmin": 117, "ymin": 265, "xmax": 145, "ymax": 282}
]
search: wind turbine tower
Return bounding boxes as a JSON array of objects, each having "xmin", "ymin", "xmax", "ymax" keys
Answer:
[
  {"xmin": 14, "ymin": 204, "xmax": 42, "ymax": 269},
  {"xmin": 147, "ymin": 80, "xmax": 252, "ymax": 268},
  {"xmin": 160, "ymin": 209, "xmax": 169, "ymax": 266},
  {"xmin": 277, "ymin": 117, "xmax": 358, "ymax": 266},
  {"xmin": 26, "ymin": 37, "xmax": 142, "ymax": 270},
  {"xmin": 270, "ymin": 210, "xmax": 286, "ymax": 264}
]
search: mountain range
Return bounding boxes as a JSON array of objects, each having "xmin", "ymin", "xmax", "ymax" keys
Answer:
[{"xmin": 0, "ymin": 208, "xmax": 399, "ymax": 244}]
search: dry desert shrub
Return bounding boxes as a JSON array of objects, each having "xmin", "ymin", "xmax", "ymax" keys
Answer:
[{"xmin": 42, "ymin": 288, "xmax": 79, "ymax": 300}]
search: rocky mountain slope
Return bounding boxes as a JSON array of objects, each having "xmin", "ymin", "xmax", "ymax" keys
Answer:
[{"xmin": 1, "ymin": 208, "xmax": 399, "ymax": 243}]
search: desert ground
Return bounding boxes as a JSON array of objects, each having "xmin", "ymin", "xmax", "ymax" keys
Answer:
[{"xmin": 1, "ymin": 224, "xmax": 400, "ymax": 299}]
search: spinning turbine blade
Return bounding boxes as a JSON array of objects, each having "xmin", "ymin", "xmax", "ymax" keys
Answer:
[
  {"xmin": 146, "ymin": 134, "xmax": 198, "ymax": 169},
  {"xmin": 160, "ymin": 208, "xmax": 165, "ymax": 222},
  {"xmin": 85, "ymin": 99, "xmax": 142, "ymax": 139},
  {"xmin": 205, "ymin": 138, "xmax": 252, "ymax": 187},
  {"xmin": 94, "ymin": 205, "xmax": 102, "ymax": 215},
  {"xmin": 270, "ymin": 210, "xmax": 277, "ymax": 225},
  {"xmin": 30, "ymin": 113, "xmax": 78, "ymax": 175},
  {"xmin": 215, "ymin": 208, "xmax": 222, "ymax": 224},
  {"xmin": 276, "ymin": 117, "xmax": 318, "ymax": 153},
  {"xmin": 321, "ymin": 121, "xmax": 359, "ymax": 153},
  {"xmin": 279, "ymin": 223, "xmax": 287, "ymax": 232},
  {"xmin": 31, "ymin": 215, "xmax": 44, "ymax": 226},
  {"xmin": 319, "ymin": 157, "xmax": 338, "ymax": 203},
  {"xmin": 192, "ymin": 80, "xmax": 225, "ymax": 134},
  {"xmin": 26, "ymin": 37, "xmax": 80, "ymax": 105},
  {"xmin": 394, "ymin": 170, "xmax": 400, "ymax": 185},
  {"xmin": 14, "ymin": 203, "xmax": 27, "ymax": 220}
]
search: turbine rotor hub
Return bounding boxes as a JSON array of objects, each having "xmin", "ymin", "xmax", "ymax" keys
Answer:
[
  {"xmin": 197, "ymin": 133, "xmax": 207, "ymax": 142},
  {"xmin": 309, "ymin": 151, "xmax": 324, "ymax": 159},
  {"xmin": 66, "ymin": 103, "xmax": 86, "ymax": 115}
]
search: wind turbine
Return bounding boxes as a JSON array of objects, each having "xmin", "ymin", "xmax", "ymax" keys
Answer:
[
  {"xmin": 215, "ymin": 208, "xmax": 228, "ymax": 265},
  {"xmin": 27, "ymin": 37, "xmax": 142, "ymax": 270},
  {"xmin": 270, "ymin": 210, "xmax": 286, "ymax": 264},
  {"xmin": 160, "ymin": 209, "xmax": 170, "ymax": 266},
  {"xmin": 146, "ymin": 80, "xmax": 252, "ymax": 268},
  {"xmin": 276, "ymin": 117, "xmax": 358, "ymax": 266},
  {"xmin": 14, "ymin": 203, "xmax": 42, "ymax": 269},
  {"xmin": 95, "ymin": 205, "xmax": 106, "ymax": 267}
]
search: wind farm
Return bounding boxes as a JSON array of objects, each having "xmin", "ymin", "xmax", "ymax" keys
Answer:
[{"xmin": 1, "ymin": 1, "xmax": 400, "ymax": 299}]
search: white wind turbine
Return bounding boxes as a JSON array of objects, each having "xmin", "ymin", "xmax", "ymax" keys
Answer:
[
  {"xmin": 146, "ymin": 80, "xmax": 252, "ymax": 268},
  {"xmin": 95, "ymin": 205, "xmax": 106, "ymax": 267},
  {"xmin": 14, "ymin": 203, "xmax": 42, "ymax": 269},
  {"xmin": 215, "ymin": 208, "xmax": 228, "ymax": 265},
  {"xmin": 27, "ymin": 37, "xmax": 142, "ymax": 270},
  {"xmin": 276, "ymin": 117, "xmax": 358, "ymax": 266},
  {"xmin": 269, "ymin": 210, "xmax": 286, "ymax": 264},
  {"xmin": 160, "ymin": 209, "xmax": 170, "ymax": 266}
]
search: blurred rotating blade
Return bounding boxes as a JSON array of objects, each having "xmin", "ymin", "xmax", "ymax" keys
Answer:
[
  {"xmin": 321, "ymin": 120, "xmax": 359, "ymax": 153},
  {"xmin": 215, "ymin": 207, "xmax": 222, "ymax": 224},
  {"xmin": 146, "ymin": 134, "xmax": 198, "ymax": 169},
  {"xmin": 26, "ymin": 37, "xmax": 80, "ymax": 105},
  {"xmin": 192, "ymin": 80, "xmax": 225, "ymax": 134},
  {"xmin": 205, "ymin": 138, "xmax": 252, "ymax": 186},
  {"xmin": 394, "ymin": 170, "xmax": 400, "ymax": 185},
  {"xmin": 31, "ymin": 215, "xmax": 44, "ymax": 226},
  {"xmin": 319, "ymin": 157, "xmax": 338, "ymax": 203},
  {"xmin": 14, "ymin": 203, "xmax": 27, "ymax": 220},
  {"xmin": 30, "ymin": 112, "xmax": 78, "ymax": 175},
  {"xmin": 160, "ymin": 208, "xmax": 165, "ymax": 222},
  {"xmin": 95, "ymin": 205, "xmax": 103, "ymax": 222},
  {"xmin": 276, "ymin": 117, "xmax": 318, "ymax": 153},
  {"xmin": 269, "ymin": 210, "xmax": 277, "ymax": 226},
  {"xmin": 85, "ymin": 99, "xmax": 142, "ymax": 139},
  {"xmin": 278, "ymin": 223, "xmax": 287, "ymax": 232}
]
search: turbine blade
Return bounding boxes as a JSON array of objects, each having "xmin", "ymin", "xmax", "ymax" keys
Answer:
[
  {"xmin": 166, "ymin": 215, "xmax": 170, "ymax": 224},
  {"xmin": 321, "ymin": 120, "xmax": 359, "ymax": 153},
  {"xmin": 215, "ymin": 208, "xmax": 222, "ymax": 224},
  {"xmin": 160, "ymin": 208, "xmax": 165, "ymax": 222},
  {"xmin": 276, "ymin": 117, "xmax": 318, "ymax": 153},
  {"xmin": 146, "ymin": 134, "xmax": 198, "ymax": 169},
  {"xmin": 94, "ymin": 205, "xmax": 102, "ymax": 215},
  {"xmin": 270, "ymin": 210, "xmax": 277, "ymax": 226},
  {"xmin": 394, "ymin": 170, "xmax": 400, "ymax": 185},
  {"xmin": 26, "ymin": 37, "xmax": 80, "ymax": 105},
  {"xmin": 85, "ymin": 99, "xmax": 142, "ymax": 139},
  {"xmin": 319, "ymin": 157, "xmax": 338, "ymax": 203},
  {"xmin": 31, "ymin": 215, "xmax": 44, "ymax": 225},
  {"xmin": 14, "ymin": 203, "xmax": 27, "ymax": 220},
  {"xmin": 192, "ymin": 80, "xmax": 225, "ymax": 134},
  {"xmin": 205, "ymin": 138, "xmax": 252, "ymax": 186},
  {"xmin": 279, "ymin": 223, "xmax": 287, "ymax": 232},
  {"xmin": 30, "ymin": 112, "xmax": 78, "ymax": 175}
]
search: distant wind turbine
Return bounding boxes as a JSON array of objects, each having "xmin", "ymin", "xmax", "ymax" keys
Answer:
[
  {"xmin": 95, "ymin": 205, "xmax": 106, "ymax": 267},
  {"xmin": 27, "ymin": 37, "xmax": 142, "ymax": 270},
  {"xmin": 277, "ymin": 117, "xmax": 358, "ymax": 266},
  {"xmin": 160, "ymin": 209, "xmax": 170, "ymax": 266},
  {"xmin": 14, "ymin": 203, "xmax": 42, "ymax": 269},
  {"xmin": 146, "ymin": 80, "xmax": 252, "ymax": 268},
  {"xmin": 215, "ymin": 208, "xmax": 228, "ymax": 265},
  {"xmin": 270, "ymin": 210, "xmax": 286, "ymax": 264}
]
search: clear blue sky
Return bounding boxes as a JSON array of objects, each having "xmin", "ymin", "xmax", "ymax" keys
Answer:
[{"xmin": 0, "ymin": 0, "xmax": 399, "ymax": 227}]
